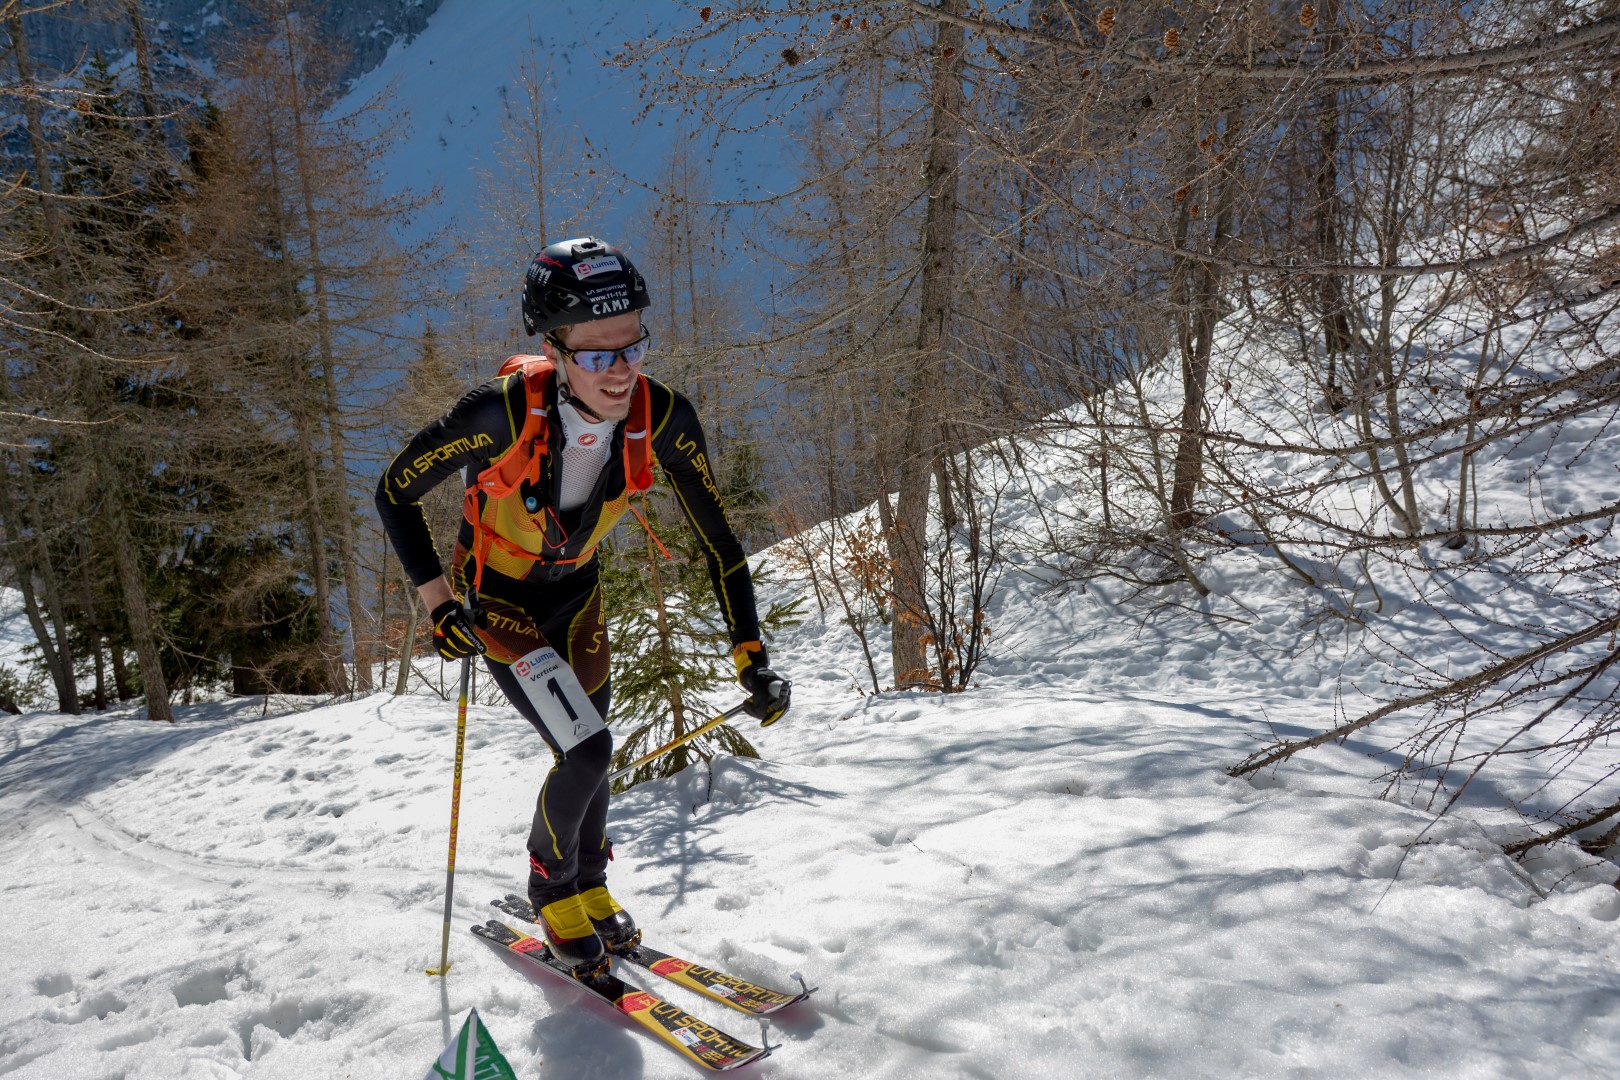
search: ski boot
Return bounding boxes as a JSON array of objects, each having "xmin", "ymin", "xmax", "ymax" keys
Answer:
[
  {"xmin": 582, "ymin": 885, "xmax": 641, "ymax": 955},
  {"xmin": 533, "ymin": 891, "xmax": 608, "ymax": 979}
]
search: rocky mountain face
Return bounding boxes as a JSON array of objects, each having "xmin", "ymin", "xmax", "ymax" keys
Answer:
[{"xmin": 15, "ymin": 0, "xmax": 445, "ymax": 87}]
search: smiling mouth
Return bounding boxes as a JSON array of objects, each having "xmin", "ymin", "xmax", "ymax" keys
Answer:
[{"xmin": 601, "ymin": 385, "xmax": 631, "ymax": 399}]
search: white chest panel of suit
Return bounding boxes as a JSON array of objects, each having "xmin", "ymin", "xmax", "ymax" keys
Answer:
[{"xmin": 556, "ymin": 400, "xmax": 618, "ymax": 511}]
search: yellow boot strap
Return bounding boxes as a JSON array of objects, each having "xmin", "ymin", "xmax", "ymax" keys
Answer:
[
  {"xmin": 580, "ymin": 886, "xmax": 624, "ymax": 921},
  {"xmin": 538, "ymin": 894, "xmax": 594, "ymax": 941}
]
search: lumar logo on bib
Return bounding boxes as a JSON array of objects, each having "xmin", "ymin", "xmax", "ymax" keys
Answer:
[{"xmin": 573, "ymin": 255, "xmax": 623, "ymax": 280}]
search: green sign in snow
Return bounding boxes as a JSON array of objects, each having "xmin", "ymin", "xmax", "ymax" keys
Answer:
[{"xmin": 423, "ymin": 1008, "xmax": 518, "ymax": 1080}]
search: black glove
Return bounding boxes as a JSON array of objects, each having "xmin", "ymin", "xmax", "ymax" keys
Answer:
[
  {"xmin": 735, "ymin": 641, "xmax": 791, "ymax": 726},
  {"xmin": 742, "ymin": 667, "xmax": 791, "ymax": 725},
  {"xmin": 431, "ymin": 599, "xmax": 486, "ymax": 661}
]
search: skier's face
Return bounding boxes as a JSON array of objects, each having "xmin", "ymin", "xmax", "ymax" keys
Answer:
[{"xmin": 548, "ymin": 312, "xmax": 645, "ymax": 421}]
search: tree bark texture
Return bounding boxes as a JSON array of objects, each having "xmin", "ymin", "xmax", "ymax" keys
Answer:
[
  {"xmin": 889, "ymin": 0, "xmax": 966, "ymax": 688},
  {"xmin": 1168, "ymin": 100, "xmax": 1242, "ymax": 540},
  {"xmin": 99, "ymin": 459, "xmax": 173, "ymax": 722},
  {"xmin": 280, "ymin": 14, "xmax": 372, "ymax": 692}
]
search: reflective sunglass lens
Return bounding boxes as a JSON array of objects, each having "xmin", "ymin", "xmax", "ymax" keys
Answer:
[{"xmin": 574, "ymin": 340, "xmax": 648, "ymax": 372}]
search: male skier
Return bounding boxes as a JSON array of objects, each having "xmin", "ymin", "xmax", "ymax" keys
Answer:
[{"xmin": 376, "ymin": 237, "xmax": 790, "ymax": 974}]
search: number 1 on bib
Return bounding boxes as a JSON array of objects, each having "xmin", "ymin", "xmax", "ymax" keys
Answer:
[{"xmin": 511, "ymin": 645, "xmax": 605, "ymax": 753}]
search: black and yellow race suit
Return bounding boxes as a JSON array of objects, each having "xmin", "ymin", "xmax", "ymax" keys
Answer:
[{"xmin": 375, "ymin": 369, "xmax": 762, "ymax": 899}]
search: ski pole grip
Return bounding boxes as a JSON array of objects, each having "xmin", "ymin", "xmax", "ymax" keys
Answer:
[{"xmin": 461, "ymin": 588, "xmax": 488, "ymax": 656}]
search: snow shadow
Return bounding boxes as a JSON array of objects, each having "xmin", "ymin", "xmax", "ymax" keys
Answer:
[
  {"xmin": 0, "ymin": 709, "xmax": 267, "ymax": 819},
  {"xmin": 612, "ymin": 758, "xmax": 842, "ymax": 916},
  {"xmin": 472, "ymin": 940, "xmax": 647, "ymax": 1079}
]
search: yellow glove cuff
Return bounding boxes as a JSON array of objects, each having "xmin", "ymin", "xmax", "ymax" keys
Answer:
[{"xmin": 733, "ymin": 640, "xmax": 764, "ymax": 679}]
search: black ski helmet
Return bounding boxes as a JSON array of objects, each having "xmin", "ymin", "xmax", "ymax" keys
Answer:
[{"xmin": 521, "ymin": 237, "xmax": 651, "ymax": 337}]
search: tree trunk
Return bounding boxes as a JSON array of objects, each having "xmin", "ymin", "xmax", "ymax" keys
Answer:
[
  {"xmin": 889, "ymin": 0, "xmax": 965, "ymax": 689},
  {"xmin": 393, "ymin": 577, "xmax": 419, "ymax": 696},
  {"xmin": 933, "ymin": 454, "xmax": 957, "ymax": 534},
  {"xmin": 1359, "ymin": 100, "xmax": 1423, "ymax": 536},
  {"xmin": 123, "ymin": 0, "xmax": 160, "ymax": 144},
  {"xmin": 111, "ymin": 644, "xmax": 134, "ymax": 700},
  {"xmin": 376, "ymin": 535, "xmax": 390, "ymax": 690},
  {"xmin": 7, "ymin": 16, "xmax": 80, "ymax": 714},
  {"xmin": 15, "ymin": 563, "xmax": 77, "ymax": 711},
  {"xmin": 0, "ymin": 461, "xmax": 79, "ymax": 713},
  {"xmin": 1312, "ymin": 0, "xmax": 1355, "ymax": 411},
  {"xmin": 101, "ymin": 472, "xmax": 173, "ymax": 723},
  {"xmin": 92, "ymin": 636, "xmax": 108, "ymax": 710},
  {"xmin": 8, "ymin": 16, "xmax": 63, "ymax": 244},
  {"xmin": 252, "ymin": 95, "xmax": 345, "ymax": 695},
  {"xmin": 280, "ymin": 14, "xmax": 371, "ymax": 693},
  {"xmin": 295, "ymin": 405, "xmax": 346, "ymax": 693},
  {"xmin": 1167, "ymin": 101, "xmax": 1243, "ymax": 541}
]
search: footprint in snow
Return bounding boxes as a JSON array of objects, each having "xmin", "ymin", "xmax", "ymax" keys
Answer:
[
  {"xmin": 33, "ymin": 973, "xmax": 73, "ymax": 997},
  {"xmin": 174, "ymin": 964, "xmax": 246, "ymax": 1008},
  {"xmin": 235, "ymin": 995, "xmax": 332, "ymax": 1061},
  {"xmin": 43, "ymin": 989, "xmax": 127, "ymax": 1024}
]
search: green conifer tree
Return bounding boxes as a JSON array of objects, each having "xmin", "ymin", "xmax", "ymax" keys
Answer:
[{"xmin": 602, "ymin": 479, "xmax": 802, "ymax": 791}]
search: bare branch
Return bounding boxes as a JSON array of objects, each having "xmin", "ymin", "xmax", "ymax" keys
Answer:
[{"xmin": 900, "ymin": 2, "xmax": 1620, "ymax": 83}]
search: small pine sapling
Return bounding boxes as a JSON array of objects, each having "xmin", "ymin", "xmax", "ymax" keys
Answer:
[{"xmin": 602, "ymin": 480, "xmax": 802, "ymax": 791}]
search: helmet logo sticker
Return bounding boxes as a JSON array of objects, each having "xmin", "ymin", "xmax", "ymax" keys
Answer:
[{"xmin": 574, "ymin": 255, "xmax": 623, "ymax": 279}]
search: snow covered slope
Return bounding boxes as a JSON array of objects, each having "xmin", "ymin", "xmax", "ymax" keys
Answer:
[
  {"xmin": 345, "ymin": 0, "xmax": 794, "ymax": 261},
  {"xmin": 4, "ymin": 242, "xmax": 1617, "ymax": 1080},
  {"xmin": 1, "ymin": 640, "xmax": 1616, "ymax": 1077},
  {"xmin": 1, "ymin": 4, "xmax": 1616, "ymax": 1075}
]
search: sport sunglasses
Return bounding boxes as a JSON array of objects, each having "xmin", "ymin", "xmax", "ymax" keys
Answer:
[{"xmin": 547, "ymin": 328, "xmax": 651, "ymax": 373}]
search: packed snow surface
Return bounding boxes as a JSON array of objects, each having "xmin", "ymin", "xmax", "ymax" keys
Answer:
[{"xmin": 1, "ymin": 651, "xmax": 1616, "ymax": 1078}]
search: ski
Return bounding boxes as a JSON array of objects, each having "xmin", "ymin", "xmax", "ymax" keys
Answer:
[
  {"xmin": 492, "ymin": 894, "xmax": 815, "ymax": 1017},
  {"xmin": 470, "ymin": 919, "xmax": 772, "ymax": 1072}
]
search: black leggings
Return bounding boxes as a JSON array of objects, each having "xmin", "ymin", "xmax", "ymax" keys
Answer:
[{"xmin": 463, "ymin": 559, "xmax": 616, "ymax": 900}]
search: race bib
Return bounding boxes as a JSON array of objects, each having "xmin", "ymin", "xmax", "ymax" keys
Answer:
[{"xmin": 510, "ymin": 645, "xmax": 606, "ymax": 753}]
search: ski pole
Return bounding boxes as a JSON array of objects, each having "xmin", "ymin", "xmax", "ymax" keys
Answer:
[
  {"xmin": 607, "ymin": 701, "xmax": 752, "ymax": 785},
  {"xmin": 426, "ymin": 653, "xmax": 472, "ymax": 977}
]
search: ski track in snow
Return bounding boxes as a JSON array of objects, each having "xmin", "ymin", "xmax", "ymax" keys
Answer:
[{"xmin": 1, "ymin": 677, "xmax": 1616, "ymax": 1079}]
